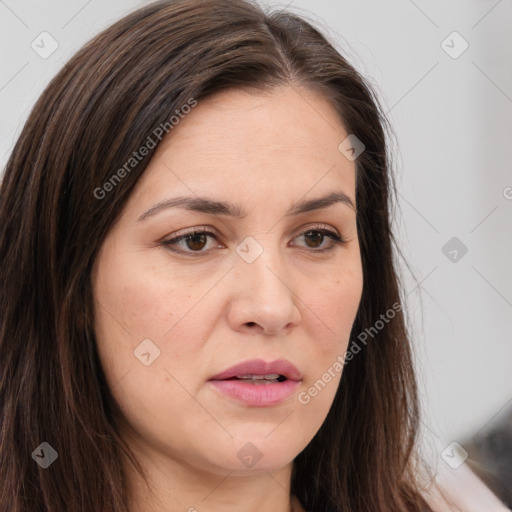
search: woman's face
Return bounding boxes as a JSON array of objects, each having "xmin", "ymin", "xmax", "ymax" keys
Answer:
[{"xmin": 92, "ymin": 85, "xmax": 363, "ymax": 476}]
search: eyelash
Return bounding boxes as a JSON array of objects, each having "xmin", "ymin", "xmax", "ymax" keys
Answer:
[{"xmin": 161, "ymin": 225, "xmax": 346, "ymax": 256}]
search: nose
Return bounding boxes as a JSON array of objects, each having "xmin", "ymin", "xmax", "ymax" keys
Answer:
[{"xmin": 226, "ymin": 238, "xmax": 301, "ymax": 336}]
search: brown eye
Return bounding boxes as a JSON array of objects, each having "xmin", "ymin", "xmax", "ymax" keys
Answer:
[
  {"xmin": 182, "ymin": 233, "xmax": 208, "ymax": 251},
  {"xmin": 162, "ymin": 228, "xmax": 219, "ymax": 254},
  {"xmin": 303, "ymin": 230, "xmax": 325, "ymax": 248},
  {"xmin": 293, "ymin": 228, "xmax": 345, "ymax": 252},
  {"xmin": 162, "ymin": 226, "xmax": 346, "ymax": 256}
]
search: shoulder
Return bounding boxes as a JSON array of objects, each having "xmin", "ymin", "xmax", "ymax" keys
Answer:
[
  {"xmin": 293, "ymin": 464, "xmax": 511, "ymax": 512},
  {"xmin": 420, "ymin": 464, "xmax": 511, "ymax": 512}
]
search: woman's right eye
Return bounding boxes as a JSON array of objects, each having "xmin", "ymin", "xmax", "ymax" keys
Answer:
[{"xmin": 161, "ymin": 227, "xmax": 220, "ymax": 255}]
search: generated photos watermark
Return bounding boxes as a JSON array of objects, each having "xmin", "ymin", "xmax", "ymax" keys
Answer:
[
  {"xmin": 94, "ymin": 97, "xmax": 198, "ymax": 200},
  {"xmin": 298, "ymin": 301, "xmax": 402, "ymax": 405}
]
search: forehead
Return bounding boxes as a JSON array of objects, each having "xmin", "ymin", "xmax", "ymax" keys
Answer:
[
  {"xmin": 132, "ymin": 85, "xmax": 356, "ymax": 207},
  {"xmin": 165, "ymin": 85, "xmax": 349, "ymax": 157}
]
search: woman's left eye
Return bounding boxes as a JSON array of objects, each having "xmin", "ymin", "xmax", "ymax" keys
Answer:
[{"xmin": 161, "ymin": 225, "xmax": 346, "ymax": 255}]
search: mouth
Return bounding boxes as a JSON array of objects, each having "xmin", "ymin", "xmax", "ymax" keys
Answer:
[
  {"xmin": 209, "ymin": 358, "xmax": 302, "ymax": 382},
  {"xmin": 220, "ymin": 373, "xmax": 289, "ymax": 384},
  {"xmin": 208, "ymin": 358, "xmax": 302, "ymax": 406}
]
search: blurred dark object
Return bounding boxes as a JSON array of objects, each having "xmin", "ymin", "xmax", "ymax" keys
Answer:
[{"xmin": 463, "ymin": 402, "xmax": 512, "ymax": 509}]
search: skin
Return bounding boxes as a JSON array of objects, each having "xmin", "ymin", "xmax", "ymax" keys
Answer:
[{"xmin": 91, "ymin": 84, "xmax": 363, "ymax": 512}]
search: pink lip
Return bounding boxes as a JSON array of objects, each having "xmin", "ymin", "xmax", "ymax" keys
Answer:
[
  {"xmin": 208, "ymin": 358, "xmax": 302, "ymax": 407},
  {"xmin": 209, "ymin": 358, "xmax": 302, "ymax": 381}
]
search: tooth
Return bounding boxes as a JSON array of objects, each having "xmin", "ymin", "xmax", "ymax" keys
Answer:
[{"xmin": 235, "ymin": 373, "xmax": 281, "ymax": 381}]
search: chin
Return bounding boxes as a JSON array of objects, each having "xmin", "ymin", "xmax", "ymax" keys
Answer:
[{"xmin": 209, "ymin": 434, "xmax": 303, "ymax": 474}]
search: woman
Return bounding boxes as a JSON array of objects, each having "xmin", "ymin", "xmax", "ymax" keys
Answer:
[{"xmin": 0, "ymin": 1, "xmax": 503, "ymax": 511}]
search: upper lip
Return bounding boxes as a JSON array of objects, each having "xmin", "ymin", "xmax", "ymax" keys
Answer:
[{"xmin": 209, "ymin": 358, "xmax": 302, "ymax": 381}]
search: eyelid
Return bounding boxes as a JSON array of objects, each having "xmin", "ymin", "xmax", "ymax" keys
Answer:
[
  {"xmin": 161, "ymin": 223, "xmax": 346, "ymax": 255},
  {"xmin": 293, "ymin": 223, "xmax": 340, "ymax": 238}
]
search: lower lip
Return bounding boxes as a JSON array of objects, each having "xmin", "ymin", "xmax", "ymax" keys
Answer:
[{"xmin": 208, "ymin": 379, "xmax": 300, "ymax": 407}]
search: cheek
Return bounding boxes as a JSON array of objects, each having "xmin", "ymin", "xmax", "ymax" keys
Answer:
[
  {"xmin": 92, "ymin": 246, "xmax": 219, "ymax": 394},
  {"xmin": 308, "ymin": 258, "xmax": 363, "ymax": 352},
  {"xmin": 93, "ymin": 243, "xmax": 203, "ymax": 343},
  {"xmin": 91, "ymin": 251, "xmax": 213, "ymax": 446},
  {"xmin": 299, "ymin": 258, "xmax": 362, "ymax": 411},
  {"xmin": 94, "ymin": 261, "xmax": 175, "ymax": 337}
]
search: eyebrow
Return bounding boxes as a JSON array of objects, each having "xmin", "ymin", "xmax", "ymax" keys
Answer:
[{"xmin": 137, "ymin": 190, "xmax": 355, "ymax": 222}]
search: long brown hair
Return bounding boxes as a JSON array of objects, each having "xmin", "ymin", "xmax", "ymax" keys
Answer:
[{"xmin": 0, "ymin": 0, "xmax": 432, "ymax": 510}]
